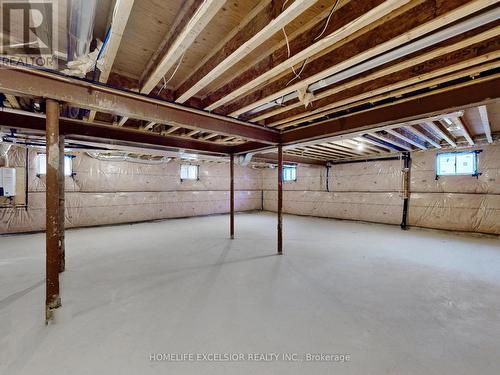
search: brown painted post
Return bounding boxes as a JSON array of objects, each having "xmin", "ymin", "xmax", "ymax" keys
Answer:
[
  {"xmin": 400, "ymin": 152, "xmax": 411, "ymax": 230},
  {"xmin": 277, "ymin": 144, "xmax": 283, "ymax": 254},
  {"xmin": 58, "ymin": 135, "xmax": 65, "ymax": 272},
  {"xmin": 45, "ymin": 99, "xmax": 61, "ymax": 322},
  {"xmin": 230, "ymin": 154, "xmax": 235, "ymax": 239}
]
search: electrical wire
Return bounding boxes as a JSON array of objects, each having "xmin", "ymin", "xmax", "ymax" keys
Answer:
[
  {"xmin": 282, "ymin": 28, "xmax": 291, "ymax": 57},
  {"xmin": 314, "ymin": 0, "xmax": 340, "ymax": 41},
  {"xmin": 281, "ymin": 0, "xmax": 295, "ymax": 58},
  {"xmin": 280, "ymin": 0, "xmax": 308, "ymax": 87},
  {"xmin": 90, "ymin": 0, "xmax": 122, "ymax": 82},
  {"xmin": 281, "ymin": 0, "xmax": 291, "ymax": 11},
  {"xmin": 91, "ymin": 26, "xmax": 111, "ymax": 82},
  {"xmin": 157, "ymin": 52, "xmax": 185, "ymax": 95},
  {"xmin": 286, "ymin": 58, "xmax": 309, "ymax": 86}
]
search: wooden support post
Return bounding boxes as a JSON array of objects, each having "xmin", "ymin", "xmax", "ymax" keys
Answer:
[
  {"xmin": 230, "ymin": 154, "xmax": 235, "ymax": 239},
  {"xmin": 45, "ymin": 99, "xmax": 62, "ymax": 322},
  {"xmin": 58, "ymin": 135, "xmax": 65, "ymax": 273},
  {"xmin": 277, "ymin": 144, "xmax": 283, "ymax": 254}
]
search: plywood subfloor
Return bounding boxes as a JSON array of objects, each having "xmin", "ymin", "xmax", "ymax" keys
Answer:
[{"xmin": 1, "ymin": 212, "xmax": 500, "ymax": 374}]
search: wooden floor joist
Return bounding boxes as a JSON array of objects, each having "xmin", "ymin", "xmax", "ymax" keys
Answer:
[
  {"xmin": 253, "ymin": 26, "xmax": 500, "ymax": 124},
  {"xmin": 221, "ymin": 0, "xmax": 497, "ymax": 118},
  {"xmin": 450, "ymin": 117, "xmax": 475, "ymax": 145},
  {"xmin": 140, "ymin": 0, "xmax": 226, "ymax": 94},
  {"xmin": 403, "ymin": 126, "xmax": 442, "ymax": 149},
  {"xmin": 253, "ymin": 152, "xmax": 327, "ymax": 166},
  {"xmin": 280, "ymin": 75, "xmax": 500, "ymax": 146},
  {"xmin": 4, "ymin": 94, "xmax": 20, "ymax": 109},
  {"xmin": 139, "ymin": 0, "xmax": 204, "ymax": 91},
  {"xmin": 369, "ymin": 132, "xmax": 413, "ymax": 151},
  {"xmin": 204, "ymin": 0, "xmax": 407, "ymax": 112},
  {"xmin": 309, "ymin": 144, "xmax": 358, "ymax": 157},
  {"xmin": 87, "ymin": 0, "xmax": 135, "ymax": 123},
  {"xmin": 477, "ymin": 105, "xmax": 493, "ymax": 143},
  {"xmin": 385, "ymin": 129, "xmax": 427, "ymax": 150},
  {"xmin": 285, "ymin": 150, "xmax": 330, "ymax": 161},
  {"xmin": 355, "ymin": 136, "xmax": 393, "ymax": 152},
  {"xmin": 424, "ymin": 122, "xmax": 457, "ymax": 148},
  {"xmin": 1, "ymin": 0, "xmax": 498, "ymax": 162},
  {"xmin": 175, "ymin": 0, "xmax": 318, "ymax": 103},
  {"xmin": 173, "ymin": 0, "xmax": 272, "ymax": 94},
  {"xmin": 274, "ymin": 58, "xmax": 500, "ymax": 130}
]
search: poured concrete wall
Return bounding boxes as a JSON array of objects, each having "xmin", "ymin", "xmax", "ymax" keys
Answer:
[
  {"xmin": 0, "ymin": 146, "xmax": 262, "ymax": 233},
  {"xmin": 409, "ymin": 144, "xmax": 500, "ymax": 234},
  {"xmin": 263, "ymin": 160, "xmax": 403, "ymax": 225},
  {"xmin": 3, "ymin": 143, "xmax": 499, "ymax": 235},
  {"xmin": 263, "ymin": 143, "xmax": 500, "ymax": 235}
]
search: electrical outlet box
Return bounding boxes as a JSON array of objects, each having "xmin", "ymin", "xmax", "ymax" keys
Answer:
[{"xmin": 0, "ymin": 168, "xmax": 16, "ymax": 196}]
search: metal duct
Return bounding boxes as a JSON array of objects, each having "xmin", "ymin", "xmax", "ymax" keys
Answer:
[
  {"xmin": 67, "ymin": 0, "xmax": 98, "ymax": 63},
  {"xmin": 0, "ymin": 136, "xmax": 11, "ymax": 167},
  {"xmin": 237, "ymin": 153, "xmax": 254, "ymax": 167},
  {"xmin": 86, "ymin": 152, "xmax": 172, "ymax": 165}
]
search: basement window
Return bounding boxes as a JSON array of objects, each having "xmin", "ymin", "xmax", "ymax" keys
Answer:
[
  {"xmin": 283, "ymin": 165, "xmax": 297, "ymax": 182},
  {"xmin": 180, "ymin": 164, "xmax": 199, "ymax": 181},
  {"xmin": 436, "ymin": 151, "xmax": 478, "ymax": 177},
  {"xmin": 36, "ymin": 154, "xmax": 73, "ymax": 177}
]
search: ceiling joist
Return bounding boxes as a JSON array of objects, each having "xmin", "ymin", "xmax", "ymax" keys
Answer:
[
  {"xmin": 1, "ymin": 0, "xmax": 498, "ymax": 160},
  {"xmin": 205, "ymin": 0, "xmax": 407, "ymax": 112},
  {"xmin": 424, "ymin": 122, "xmax": 457, "ymax": 148},
  {"xmin": 368, "ymin": 132, "xmax": 413, "ymax": 151},
  {"xmin": 140, "ymin": 0, "xmax": 226, "ymax": 95},
  {"xmin": 385, "ymin": 129, "xmax": 427, "ymax": 150},
  {"xmin": 87, "ymin": 0, "xmax": 135, "ymax": 123},
  {"xmin": 251, "ymin": 26, "xmax": 500, "ymax": 123},
  {"xmin": 281, "ymin": 76, "xmax": 499, "ymax": 146},
  {"xmin": 449, "ymin": 117, "xmax": 475, "ymax": 145},
  {"xmin": 175, "ymin": 0, "xmax": 318, "ymax": 103},
  {"xmin": 403, "ymin": 126, "xmax": 442, "ymax": 149},
  {"xmin": 477, "ymin": 105, "xmax": 493, "ymax": 143},
  {"xmin": 222, "ymin": 0, "xmax": 497, "ymax": 119},
  {"xmin": 266, "ymin": 28, "xmax": 500, "ymax": 127}
]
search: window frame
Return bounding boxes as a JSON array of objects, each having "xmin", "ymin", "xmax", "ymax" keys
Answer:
[
  {"xmin": 282, "ymin": 165, "xmax": 297, "ymax": 182},
  {"xmin": 180, "ymin": 164, "xmax": 200, "ymax": 181},
  {"xmin": 36, "ymin": 153, "xmax": 74, "ymax": 177},
  {"xmin": 435, "ymin": 150, "xmax": 480, "ymax": 178}
]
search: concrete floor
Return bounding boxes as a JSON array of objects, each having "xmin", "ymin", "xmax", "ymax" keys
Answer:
[{"xmin": 1, "ymin": 212, "xmax": 500, "ymax": 375}]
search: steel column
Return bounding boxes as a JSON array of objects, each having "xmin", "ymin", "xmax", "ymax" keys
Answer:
[
  {"xmin": 45, "ymin": 99, "xmax": 61, "ymax": 322},
  {"xmin": 58, "ymin": 135, "xmax": 65, "ymax": 272},
  {"xmin": 277, "ymin": 144, "xmax": 283, "ymax": 254},
  {"xmin": 230, "ymin": 154, "xmax": 235, "ymax": 239},
  {"xmin": 400, "ymin": 152, "xmax": 411, "ymax": 230}
]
